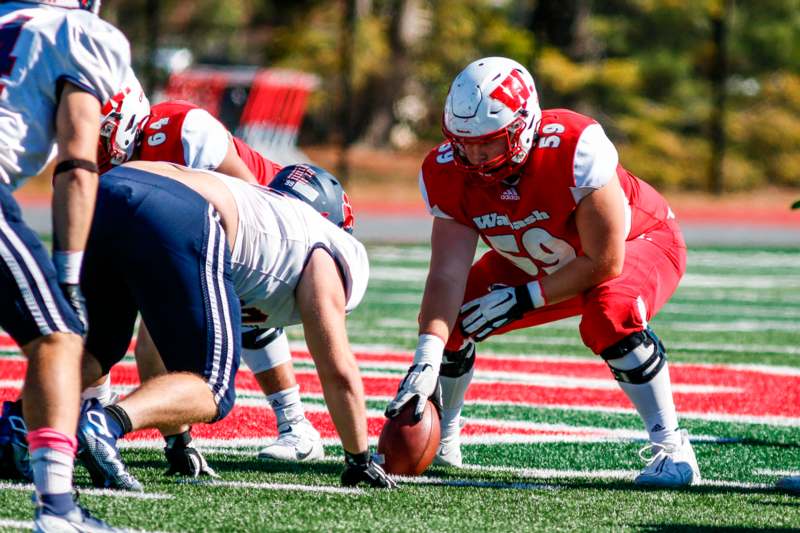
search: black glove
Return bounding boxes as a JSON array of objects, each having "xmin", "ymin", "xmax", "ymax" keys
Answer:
[
  {"xmin": 341, "ymin": 450, "xmax": 396, "ymax": 489},
  {"xmin": 164, "ymin": 431, "xmax": 218, "ymax": 478},
  {"xmin": 59, "ymin": 282, "xmax": 88, "ymax": 333}
]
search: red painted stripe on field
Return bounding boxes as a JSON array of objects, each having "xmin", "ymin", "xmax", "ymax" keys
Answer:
[
  {"xmin": 121, "ymin": 405, "xmax": 607, "ymax": 442},
  {"xmin": 3, "ymin": 341, "xmax": 800, "ymax": 420}
]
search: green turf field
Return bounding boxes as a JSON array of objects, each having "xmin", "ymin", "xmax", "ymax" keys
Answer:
[{"xmin": 1, "ymin": 244, "xmax": 799, "ymax": 532}]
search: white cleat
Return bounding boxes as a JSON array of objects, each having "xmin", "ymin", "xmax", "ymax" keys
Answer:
[
  {"xmin": 34, "ymin": 503, "xmax": 124, "ymax": 533},
  {"xmin": 776, "ymin": 475, "xmax": 800, "ymax": 494},
  {"xmin": 433, "ymin": 437, "xmax": 463, "ymax": 467},
  {"xmin": 634, "ymin": 429, "xmax": 701, "ymax": 488},
  {"xmin": 258, "ymin": 419, "xmax": 324, "ymax": 462}
]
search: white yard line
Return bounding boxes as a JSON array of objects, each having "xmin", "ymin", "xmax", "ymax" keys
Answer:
[
  {"xmin": 391, "ymin": 474, "xmax": 555, "ymax": 491},
  {"xmin": 753, "ymin": 469, "xmax": 800, "ymax": 477},
  {"xmin": 669, "ymin": 320, "xmax": 800, "ymax": 332},
  {"xmin": 680, "ymin": 273, "xmax": 800, "ymax": 289},
  {"xmin": 180, "ymin": 479, "xmax": 364, "ymax": 495},
  {"xmin": 0, "ymin": 482, "xmax": 172, "ymax": 500},
  {"xmin": 0, "ymin": 519, "xmax": 31, "ymax": 531},
  {"xmin": 0, "ymin": 518, "xmax": 171, "ymax": 533},
  {"xmin": 456, "ymin": 464, "xmax": 771, "ymax": 490}
]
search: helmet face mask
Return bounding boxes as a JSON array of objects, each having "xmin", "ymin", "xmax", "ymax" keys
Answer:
[
  {"xmin": 443, "ymin": 115, "xmax": 527, "ymax": 183},
  {"xmin": 443, "ymin": 57, "xmax": 541, "ymax": 184}
]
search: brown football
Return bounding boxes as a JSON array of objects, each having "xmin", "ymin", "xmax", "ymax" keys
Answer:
[{"xmin": 377, "ymin": 400, "xmax": 440, "ymax": 475}]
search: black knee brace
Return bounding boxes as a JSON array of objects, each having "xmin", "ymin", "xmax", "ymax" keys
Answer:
[
  {"xmin": 440, "ymin": 342, "xmax": 476, "ymax": 378},
  {"xmin": 600, "ymin": 327, "xmax": 666, "ymax": 384},
  {"xmin": 241, "ymin": 327, "xmax": 284, "ymax": 350}
]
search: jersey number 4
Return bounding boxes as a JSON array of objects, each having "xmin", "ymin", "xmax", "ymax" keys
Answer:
[{"xmin": 0, "ymin": 16, "xmax": 31, "ymax": 96}]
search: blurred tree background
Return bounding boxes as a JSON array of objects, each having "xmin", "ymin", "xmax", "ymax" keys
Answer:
[{"xmin": 106, "ymin": 0, "xmax": 800, "ymax": 192}]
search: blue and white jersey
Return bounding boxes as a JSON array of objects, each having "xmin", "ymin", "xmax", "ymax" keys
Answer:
[
  {"xmin": 0, "ymin": 2, "xmax": 137, "ymax": 188},
  {"xmin": 215, "ymin": 173, "xmax": 370, "ymax": 329}
]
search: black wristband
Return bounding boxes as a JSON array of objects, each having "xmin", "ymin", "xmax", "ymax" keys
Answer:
[
  {"xmin": 103, "ymin": 404, "xmax": 133, "ymax": 435},
  {"xmin": 344, "ymin": 450, "xmax": 370, "ymax": 466},
  {"xmin": 164, "ymin": 430, "xmax": 193, "ymax": 449},
  {"xmin": 514, "ymin": 284, "xmax": 534, "ymax": 312},
  {"xmin": 54, "ymin": 159, "xmax": 99, "ymax": 176}
]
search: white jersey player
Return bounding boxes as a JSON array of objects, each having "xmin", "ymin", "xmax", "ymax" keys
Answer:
[
  {"xmin": 228, "ymin": 180, "xmax": 367, "ymax": 329},
  {"xmin": 0, "ymin": 1, "xmax": 141, "ymax": 531},
  {"xmin": 76, "ymin": 160, "xmax": 394, "ymax": 490},
  {"xmin": 87, "ymin": 94, "xmax": 327, "ymax": 465}
]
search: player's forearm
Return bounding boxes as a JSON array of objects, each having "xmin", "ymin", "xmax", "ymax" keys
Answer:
[
  {"xmin": 539, "ymin": 254, "xmax": 622, "ymax": 305},
  {"xmin": 315, "ymin": 351, "xmax": 369, "ymax": 454},
  {"xmin": 215, "ymin": 135, "xmax": 258, "ymax": 184},
  {"xmin": 53, "ymin": 84, "xmax": 101, "ymax": 256},
  {"xmin": 418, "ymin": 271, "xmax": 468, "ymax": 342},
  {"xmin": 306, "ymin": 330, "xmax": 369, "ymax": 453},
  {"xmin": 52, "ymin": 169, "xmax": 97, "ymax": 246}
]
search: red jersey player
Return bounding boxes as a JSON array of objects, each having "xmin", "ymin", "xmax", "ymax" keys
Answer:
[
  {"xmin": 137, "ymin": 100, "xmax": 282, "ymax": 185},
  {"xmin": 92, "ymin": 97, "xmax": 323, "ymax": 468},
  {"xmin": 385, "ymin": 57, "xmax": 700, "ymax": 487}
]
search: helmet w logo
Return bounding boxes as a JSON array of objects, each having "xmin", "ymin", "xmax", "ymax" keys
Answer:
[{"xmin": 489, "ymin": 70, "xmax": 531, "ymax": 112}]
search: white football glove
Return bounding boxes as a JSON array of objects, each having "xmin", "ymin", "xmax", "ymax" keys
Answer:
[
  {"xmin": 384, "ymin": 363, "xmax": 441, "ymax": 421},
  {"xmin": 460, "ymin": 284, "xmax": 535, "ymax": 342}
]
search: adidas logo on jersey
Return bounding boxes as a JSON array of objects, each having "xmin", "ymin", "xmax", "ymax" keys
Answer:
[{"xmin": 500, "ymin": 187, "xmax": 520, "ymax": 201}]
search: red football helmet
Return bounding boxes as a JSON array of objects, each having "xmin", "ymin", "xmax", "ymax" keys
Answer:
[
  {"xmin": 442, "ymin": 57, "xmax": 541, "ymax": 184},
  {"xmin": 97, "ymin": 83, "xmax": 150, "ymax": 173}
]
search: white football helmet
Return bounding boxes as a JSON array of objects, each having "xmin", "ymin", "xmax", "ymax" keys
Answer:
[
  {"xmin": 443, "ymin": 57, "xmax": 541, "ymax": 184},
  {"xmin": 97, "ymin": 83, "xmax": 150, "ymax": 172},
  {"xmin": 18, "ymin": 0, "xmax": 102, "ymax": 14}
]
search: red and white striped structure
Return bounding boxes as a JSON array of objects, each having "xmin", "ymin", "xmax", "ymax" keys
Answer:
[{"xmin": 163, "ymin": 66, "xmax": 318, "ymax": 166}]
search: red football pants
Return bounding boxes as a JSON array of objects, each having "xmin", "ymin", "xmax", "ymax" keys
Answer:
[{"xmin": 445, "ymin": 219, "xmax": 687, "ymax": 354}]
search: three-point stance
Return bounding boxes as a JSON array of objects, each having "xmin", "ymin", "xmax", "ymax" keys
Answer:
[
  {"xmin": 85, "ymin": 96, "xmax": 325, "ymax": 467},
  {"xmin": 77, "ymin": 161, "xmax": 394, "ymax": 490},
  {"xmin": 386, "ymin": 57, "xmax": 700, "ymax": 487}
]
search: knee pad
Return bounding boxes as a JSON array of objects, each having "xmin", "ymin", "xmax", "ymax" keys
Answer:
[
  {"xmin": 600, "ymin": 327, "xmax": 666, "ymax": 384},
  {"xmin": 440, "ymin": 342, "xmax": 476, "ymax": 378},
  {"xmin": 241, "ymin": 328, "xmax": 291, "ymax": 374}
]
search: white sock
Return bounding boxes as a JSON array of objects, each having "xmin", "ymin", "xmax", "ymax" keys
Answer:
[
  {"xmin": 609, "ymin": 341, "xmax": 680, "ymax": 447},
  {"xmin": 80, "ymin": 374, "xmax": 114, "ymax": 406},
  {"xmin": 439, "ymin": 367, "xmax": 474, "ymax": 443},
  {"xmin": 31, "ymin": 448, "xmax": 74, "ymax": 496},
  {"xmin": 266, "ymin": 385, "xmax": 305, "ymax": 429}
]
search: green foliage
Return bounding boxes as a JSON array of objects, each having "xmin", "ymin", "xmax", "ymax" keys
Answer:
[{"xmin": 118, "ymin": 0, "xmax": 800, "ymax": 191}]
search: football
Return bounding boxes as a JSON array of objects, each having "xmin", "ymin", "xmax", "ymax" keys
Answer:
[{"xmin": 377, "ymin": 400, "xmax": 440, "ymax": 475}]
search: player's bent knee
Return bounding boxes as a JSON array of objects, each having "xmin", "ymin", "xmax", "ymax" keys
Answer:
[
  {"xmin": 441, "ymin": 342, "xmax": 476, "ymax": 378},
  {"xmin": 600, "ymin": 327, "xmax": 666, "ymax": 384},
  {"xmin": 21, "ymin": 331, "xmax": 83, "ymax": 360},
  {"xmin": 80, "ymin": 350, "xmax": 107, "ymax": 389},
  {"xmin": 210, "ymin": 386, "xmax": 237, "ymax": 422},
  {"xmin": 241, "ymin": 328, "xmax": 290, "ymax": 374}
]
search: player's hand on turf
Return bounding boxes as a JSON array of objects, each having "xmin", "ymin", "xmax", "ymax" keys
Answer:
[
  {"xmin": 459, "ymin": 284, "xmax": 533, "ymax": 341},
  {"xmin": 341, "ymin": 451, "xmax": 396, "ymax": 489},
  {"xmin": 385, "ymin": 363, "xmax": 441, "ymax": 421},
  {"xmin": 163, "ymin": 433, "xmax": 218, "ymax": 478},
  {"xmin": 59, "ymin": 282, "xmax": 88, "ymax": 332}
]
